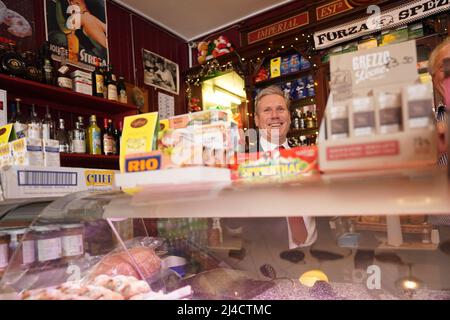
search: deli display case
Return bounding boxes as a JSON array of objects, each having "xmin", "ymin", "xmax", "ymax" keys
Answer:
[{"xmin": 0, "ymin": 166, "xmax": 449, "ymax": 300}]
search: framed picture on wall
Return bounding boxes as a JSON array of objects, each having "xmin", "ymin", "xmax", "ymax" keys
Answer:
[{"xmin": 143, "ymin": 48, "xmax": 179, "ymax": 95}]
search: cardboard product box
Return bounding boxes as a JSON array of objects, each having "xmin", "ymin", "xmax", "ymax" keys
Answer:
[
  {"xmin": 168, "ymin": 110, "xmax": 228, "ymax": 129},
  {"xmin": 0, "ymin": 142, "xmax": 12, "ymax": 168},
  {"xmin": 0, "ymin": 166, "xmax": 117, "ymax": 199},
  {"xmin": 10, "ymin": 138, "xmax": 44, "ymax": 167},
  {"xmin": 381, "ymin": 26, "xmax": 409, "ymax": 46},
  {"xmin": 71, "ymin": 70, "xmax": 91, "ymax": 80},
  {"xmin": 73, "ymin": 78, "xmax": 92, "ymax": 96},
  {"xmin": 43, "ymin": 139, "xmax": 60, "ymax": 167},
  {"xmin": 289, "ymin": 54, "xmax": 301, "ymax": 73},
  {"xmin": 120, "ymin": 112, "xmax": 159, "ymax": 173},
  {"xmin": 321, "ymin": 41, "xmax": 437, "ymax": 172}
]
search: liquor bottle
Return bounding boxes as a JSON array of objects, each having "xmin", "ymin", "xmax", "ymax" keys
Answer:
[
  {"xmin": 306, "ymin": 110, "xmax": 315, "ymax": 129},
  {"xmin": 312, "ymin": 105, "xmax": 318, "ymax": 128},
  {"xmin": 92, "ymin": 60, "xmax": 104, "ymax": 98},
  {"xmin": 23, "ymin": 51, "xmax": 43, "ymax": 82},
  {"xmin": 41, "ymin": 43, "xmax": 54, "ymax": 85},
  {"xmin": 56, "ymin": 50, "xmax": 72, "ymax": 90},
  {"xmin": 114, "ymin": 120, "xmax": 122, "ymax": 155},
  {"xmin": 102, "ymin": 118, "xmax": 115, "ymax": 155},
  {"xmin": 105, "ymin": 65, "xmax": 118, "ymax": 101},
  {"xmin": 117, "ymin": 76, "xmax": 127, "ymax": 103},
  {"xmin": 12, "ymin": 98, "xmax": 28, "ymax": 138},
  {"xmin": 101, "ymin": 66, "xmax": 108, "ymax": 99},
  {"xmin": 0, "ymin": 43, "xmax": 26, "ymax": 77},
  {"xmin": 87, "ymin": 115, "xmax": 102, "ymax": 155},
  {"xmin": 28, "ymin": 104, "xmax": 42, "ymax": 139},
  {"xmin": 71, "ymin": 120, "xmax": 86, "ymax": 154},
  {"xmin": 42, "ymin": 105, "xmax": 56, "ymax": 140},
  {"xmin": 56, "ymin": 118, "xmax": 70, "ymax": 153}
]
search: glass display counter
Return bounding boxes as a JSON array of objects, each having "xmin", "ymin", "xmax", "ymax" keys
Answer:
[{"xmin": 0, "ymin": 167, "xmax": 449, "ymax": 300}]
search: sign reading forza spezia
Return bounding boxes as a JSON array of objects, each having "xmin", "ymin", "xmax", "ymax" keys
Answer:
[{"xmin": 314, "ymin": 0, "xmax": 450, "ymax": 50}]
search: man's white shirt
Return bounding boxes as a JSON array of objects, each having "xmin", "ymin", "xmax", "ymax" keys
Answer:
[{"xmin": 259, "ymin": 135, "xmax": 317, "ymax": 249}]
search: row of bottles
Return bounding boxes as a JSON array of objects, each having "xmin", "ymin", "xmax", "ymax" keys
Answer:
[
  {"xmin": 288, "ymin": 134, "xmax": 318, "ymax": 147},
  {"xmin": 291, "ymin": 105, "xmax": 318, "ymax": 130},
  {"xmin": 0, "ymin": 41, "xmax": 127, "ymax": 103},
  {"xmin": 8, "ymin": 98, "xmax": 122, "ymax": 155},
  {"xmin": 92, "ymin": 61, "xmax": 127, "ymax": 103},
  {"xmin": 157, "ymin": 218, "xmax": 209, "ymax": 254}
]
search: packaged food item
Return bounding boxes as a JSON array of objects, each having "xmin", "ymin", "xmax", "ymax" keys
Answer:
[
  {"xmin": 31, "ymin": 225, "xmax": 62, "ymax": 268},
  {"xmin": 168, "ymin": 110, "xmax": 228, "ymax": 129},
  {"xmin": 10, "ymin": 137, "xmax": 44, "ymax": 166},
  {"xmin": 408, "ymin": 23, "xmax": 424, "ymax": 39},
  {"xmin": 280, "ymin": 56, "xmax": 290, "ymax": 75},
  {"xmin": 329, "ymin": 104, "xmax": 349, "ymax": 140},
  {"xmin": 6, "ymin": 228, "xmax": 35, "ymax": 267},
  {"xmin": 0, "ymin": 142, "xmax": 12, "ymax": 168},
  {"xmin": 289, "ymin": 54, "xmax": 301, "ymax": 73},
  {"xmin": 381, "ymin": 26, "xmax": 408, "ymax": 46},
  {"xmin": 405, "ymin": 83, "xmax": 433, "ymax": 128},
  {"xmin": 61, "ymin": 224, "xmax": 85, "ymax": 262},
  {"xmin": 294, "ymin": 78, "xmax": 307, "ymax": 99},
  {"xmin": 231, "ymin": 146, "xmax": 318, "ymax": 180},
  {"xmin": 352, "ymin": 97, "xmax": 375, "ymax": 136},
  {"xmin": 120, "ymin": 112, "xmax": 159, "ymax": 173},
  {"xmin": 270, "ymin": 57, "xmax": 281, "ymax": 78},
  {"xmin": 300, "ymin": 55, "xmax": 312, "ymax": 70},
  {"xmin": 306, "ymin": 75, "xmax": 316, "ymax": 97},
  {"xmin": 377, "ymin": 90, "xmax": 403, "ymax": 134},
  {"xmin": 43, "ymin": 139, "xmax": 60, "ymax": 167}
]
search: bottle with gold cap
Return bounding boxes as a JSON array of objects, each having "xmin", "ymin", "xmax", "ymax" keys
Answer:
[{"xmin": 86, "ymin": 115, "xmax": 101, "ymax": 155}]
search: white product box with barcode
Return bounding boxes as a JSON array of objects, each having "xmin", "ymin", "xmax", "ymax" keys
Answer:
[
  {"xmin": 0, "ymin": 90, "xmax": 7, "ymax": 127},
  {"xmin": 43, "ymin": 139, "xmax": 60, "ymax": 167},
  {"xmin": 0, "ymin": 166, "xmax": 118, "ymax": 199},
  {"xmin": 10, "ymin": 138, "xmax": 44, "ymax": 167}
]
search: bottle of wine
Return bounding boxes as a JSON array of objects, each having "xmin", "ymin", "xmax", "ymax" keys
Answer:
[
  {"xmin": 117, "ymin": 76, "xmax": 127, "ymax": 103},
  {"xmin": 41, "ymin": 42, "xmax": 54, "ymax": 86},
  {"xmin": 114, "ymin": 120, "xmax": 122, "ymax": 155},
  {"xmin": 105, "ymin": 64, "xmax": 118, "ymax": 101},
  {"xmin": 102, "ymin": 118, "xmax": 115, "ymax": 155},
  {"xmin": 92, "ymin": 60, "xmax": 104, "ymax": 98}
]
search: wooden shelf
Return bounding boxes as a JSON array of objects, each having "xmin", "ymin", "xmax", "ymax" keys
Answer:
[
  {"xmin": 254, "ymin": 67, "xmax": 314, "ymax": 87},
  {"xmin": 60, "ymin": 153, "xmax": 119, "ymax": 170},
  {"xmin": 0, "ymin": 74, "xmax": 138, "ymax": 116},
  {"xmin": 288, "ymin": 127, "xmax": 319, "ymax": 137}
]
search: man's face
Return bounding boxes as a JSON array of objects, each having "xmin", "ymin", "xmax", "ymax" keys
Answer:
[
  {"xmin": 432, "ymin": 44, "xmax": 450, "ymax": 98},
  {"xmin": 255, "ymin": 94, "xmax": 291, "ymax": 144}
]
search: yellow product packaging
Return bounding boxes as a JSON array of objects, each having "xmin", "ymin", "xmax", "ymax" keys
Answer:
[
  {"xmin": 120, "ymin": 112, "xmax": 159, "ymax": 174},
  {"xmin": 270, "ymin": 57, "xmax": 281, "ymax": 78},
  {"xmin": 0, "ymin": 124, "xmax": 17, "ymax": 145}
]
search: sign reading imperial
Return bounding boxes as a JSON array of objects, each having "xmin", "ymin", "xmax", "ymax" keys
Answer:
[
  {"xmin": 314, "ymin": 0, "xmax": 450, "ymax": 49},
  {"xmin": 247, "ymin": 12, "xmax": 309, "ymax": 45}
]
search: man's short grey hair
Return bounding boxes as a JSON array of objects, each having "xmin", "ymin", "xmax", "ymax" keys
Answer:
[
  {"xmin": 254, "ymin": 85, "xmax": 290, "ymax": 114},
  {"xmin": 429, "ymin": 37, "xmax": 450, "ymax": 76}
]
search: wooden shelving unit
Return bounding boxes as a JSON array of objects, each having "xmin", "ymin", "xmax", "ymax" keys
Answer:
[{"xmin": 0, "ymin": 74, "xmax": 138, "ymax": 117}]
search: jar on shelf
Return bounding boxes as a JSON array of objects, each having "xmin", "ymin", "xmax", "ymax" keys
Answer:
[
  {"xmin": 0, "ymin": 232, "xmax": 11, "ymax": 277},
  {"xmin": 6, "ymin": 228, "xmax": 35, "ymax": 268},
  {"xmin": 31, "ymin": 225, "xmax": 62, "ymax": 268},
  {"xmin": 61, "ymin": 223, "xmax": 85, "ymax": 262}
]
